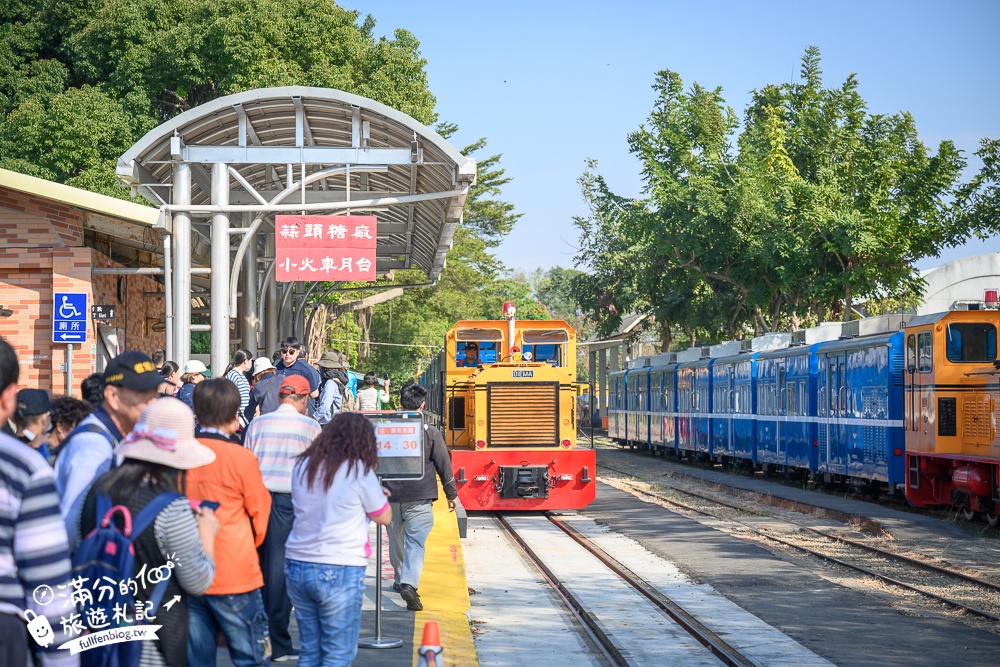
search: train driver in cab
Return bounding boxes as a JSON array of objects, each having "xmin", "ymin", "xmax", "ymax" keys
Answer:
[{"xmin": 457, "ymin": 342, "xmax": 481, "ymax": 368}]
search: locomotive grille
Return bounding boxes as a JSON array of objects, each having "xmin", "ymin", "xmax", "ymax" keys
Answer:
[
  {"xmin": 487, "ymin": 382, "xmax": 559, "ymax": 447},
  {"xmin": 963, "ymin": 396, "xmax": 991, "ymax": 441}
]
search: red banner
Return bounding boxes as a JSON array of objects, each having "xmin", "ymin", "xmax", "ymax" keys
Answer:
[{"xmin": 275, "ymin": 215, "xmax": 377, "ymax": 282}]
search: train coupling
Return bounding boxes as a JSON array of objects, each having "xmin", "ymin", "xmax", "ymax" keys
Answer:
[{"xmin": 499, "ymin": 466, "xmax": 550, "ymax": 499}]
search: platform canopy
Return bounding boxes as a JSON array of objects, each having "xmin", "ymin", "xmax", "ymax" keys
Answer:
[
  {"xmin": 116, "ymin": 86, "xmax": 477, "ymax": 370},
  {"xmin": 117, "ymin": 86, "xmax": 476, "ymax": 279}
]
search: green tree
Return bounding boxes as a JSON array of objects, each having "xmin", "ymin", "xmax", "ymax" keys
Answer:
[
  {"xmin": 574, "ymin": 48, "xmax": 978, "ymax": 346},
  {"xmin": 0, "ymin": 0, "xmax": 438, "ymax": 197}
]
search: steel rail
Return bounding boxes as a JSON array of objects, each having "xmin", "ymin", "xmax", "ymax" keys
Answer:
[
  {"xmin": 493, "ymin": 515, "xmax": 624, "ymax": 667},
  {"xmin": 598, "ymin": 461, "xmax": 1000, "ymax": 593},
  {"xmin": 543, "ymin": 514, "xmax": 759, "ymax": 667},
  {"xmin": 599, "ymin": 469, "xmax": 1000, "ymax": 623}
]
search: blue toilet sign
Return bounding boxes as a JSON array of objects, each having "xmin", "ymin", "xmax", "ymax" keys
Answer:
[{"xmin": 53, "ymin": 292, "xmax": 88, "ymax": 343}]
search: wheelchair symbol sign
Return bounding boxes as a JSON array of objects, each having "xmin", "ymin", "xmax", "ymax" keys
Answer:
[{"xmin": 53, "ymin": 292, "xmax": 88, "ymax": 343}]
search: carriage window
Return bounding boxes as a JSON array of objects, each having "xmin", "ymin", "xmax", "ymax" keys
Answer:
[
  {"xmin": 906, "ymin": 334, "xmax": 916, "ymax": 372},
  {"xmin": 917, "ymin": 332, "xmax": 933, "ymax": 372},
  {"xmin": 787, "ymin": 382, "xmax": 797, "ymax": 415},
  {"xmin": 945, "ymin": 323, "xmax": 998, "ymax": 363}
]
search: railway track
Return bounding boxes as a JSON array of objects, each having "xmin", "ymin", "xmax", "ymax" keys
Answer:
[
  {"xmin": 597, "ymin": 462, "xmax": 1000, "ymax": 625},
  {"xmin": 493, "ymin": 512, "xmax": 762, "ymax": 667}
]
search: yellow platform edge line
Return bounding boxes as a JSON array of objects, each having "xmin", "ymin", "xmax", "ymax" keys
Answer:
[{"xmin": 412, "ymin": 484, "xmax": 478, "ymax": 666}]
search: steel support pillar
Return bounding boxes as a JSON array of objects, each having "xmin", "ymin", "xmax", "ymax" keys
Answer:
[
  {"xmin": 240, "ymin": 214, "xmax": 259, "ymax": 354},
  {"xmin": 588, "ymin": 349, "xmax": 597, "ymax": 425},
  {"xmin": 264, "ymin": 232, "xmax": 279, "ymax": 356},
  {"xmin": 172, "ymin": 163, "xmax": 192, "ymax": 366},
  {"xmin": 598, "ymin": 347, "xmax": 608, "ymax": 422},
  {"xmin": 210, "ymin": 163, "xmax": 231, "ymax": 374}
]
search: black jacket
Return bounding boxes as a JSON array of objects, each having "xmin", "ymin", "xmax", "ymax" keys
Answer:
[{"xmin": 382, "ymin": 425, "xmax": 457, "ymax": 503}]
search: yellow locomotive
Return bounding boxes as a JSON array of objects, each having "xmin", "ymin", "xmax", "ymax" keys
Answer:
[
  {"xmin": 904, "ymin": 309, "xmax": 1000, "ymax": 522},
  {"xmin": 417, "ymin": 306, "xmax": 596, "ymax": 510}
]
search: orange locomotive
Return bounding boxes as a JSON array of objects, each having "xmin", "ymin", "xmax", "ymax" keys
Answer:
[
  {"xmin": 903, "ymin": 310, "xmax": 1000, "ymax": 523},
  {"xmin": 416, "ymin": 304, "xmax": 596, "ymax": 510}
]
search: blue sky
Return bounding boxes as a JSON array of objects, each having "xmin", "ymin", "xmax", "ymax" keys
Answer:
[{"xmin": 348, "ymin": 1, "xmax": 1000, "ymax": 274}]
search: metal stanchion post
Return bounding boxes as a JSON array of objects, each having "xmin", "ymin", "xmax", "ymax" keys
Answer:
[{"xmin": 358, "ymin": 524, "xmax": 402, "ymax": 649}]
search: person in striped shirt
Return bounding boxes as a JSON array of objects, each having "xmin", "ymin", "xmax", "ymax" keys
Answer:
[
  {"xmin": 224, "ymin": 349, "xmax": 253, "ymax": 428},
  {"xmin": 0, "ymin": 335, "xmax": 78, "ymax": 666},
  {"xmin": 243, "ymin": 373, "xmax": 321, "ymax": 662}
]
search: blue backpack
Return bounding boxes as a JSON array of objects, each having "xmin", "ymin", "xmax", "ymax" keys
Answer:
[{"xmin": 71, "ymin": 492, "xmax": 181, "ymax": 667}]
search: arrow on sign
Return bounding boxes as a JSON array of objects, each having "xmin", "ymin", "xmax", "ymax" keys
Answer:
[
  {"xmin": 56, "ymin": 334, "xmax": 84, "ymax": 341},
  {"xmin": 162, "ymin": 595, "xmax": 182, "ymax": 612}
]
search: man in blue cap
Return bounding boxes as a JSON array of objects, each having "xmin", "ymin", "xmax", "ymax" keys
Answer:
[{"xmin": 55, "ymin": 351, "xmax": 161, "ymax": 547}]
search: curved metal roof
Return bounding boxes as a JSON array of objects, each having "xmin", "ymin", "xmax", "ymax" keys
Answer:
[{"xmin": 117, "ymin": 86, "xmax": 476, "ymax": 279}]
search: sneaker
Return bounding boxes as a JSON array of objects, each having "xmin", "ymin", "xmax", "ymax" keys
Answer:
[
  {"xmin": 392, "ymin": 582, "xmax": 402, "ymax": 593},
  {"xmin": 399, "ymin": 583, "xmax": 423, "ymax": 611},
  {"xmin": 274, "ymin": 649, "xmax": 299, "ymax": 662}
]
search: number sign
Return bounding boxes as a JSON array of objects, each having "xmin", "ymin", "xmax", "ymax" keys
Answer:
[{"xmin": 364, "ymin": 411, "xmax": 425, "ymax": 480}]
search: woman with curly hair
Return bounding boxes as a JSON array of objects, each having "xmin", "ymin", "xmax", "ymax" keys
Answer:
[{"xmin": 284, "ymin": 413, "xmax": 391, "ymax": 666}]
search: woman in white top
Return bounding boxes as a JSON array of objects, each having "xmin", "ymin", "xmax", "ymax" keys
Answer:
[
  {"xmin": 355, "ymin": 371, "xmax": 390, "ymax": 411},
  {"xmin": 284, "ymin": 412, "xmax": 391, "ymax": 666}
]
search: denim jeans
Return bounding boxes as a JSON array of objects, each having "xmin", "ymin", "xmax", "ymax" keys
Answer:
[
  {"xmin": 260, "ymin": 492, "xmax": 295, "ymax": 658},
  {"xmin": 187, "ymin": 589, "xmax": 270, "ymax": 666},
  {"xmin": 387, "ymin": 499, "xmax": 434, "ymax": 589},
  {"xmin": 284, "ymin": 559, "xmax": 365, "ymax": 667}
]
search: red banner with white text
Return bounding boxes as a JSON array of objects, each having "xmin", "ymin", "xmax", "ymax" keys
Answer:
[{"xmin": 274, "ymin": 215, "xmax": 377, "ymax": 282}]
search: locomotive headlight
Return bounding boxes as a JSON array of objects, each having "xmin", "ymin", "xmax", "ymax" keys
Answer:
[
  {"xmin": 561, "ymin": 439, "xmax": 571, "ymax": 448},
  {"xmin": 476, "ymin": 439, "xmax": 486, "ymax": 449}
]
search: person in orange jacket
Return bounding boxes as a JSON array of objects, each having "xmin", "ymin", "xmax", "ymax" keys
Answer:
[{"xmin": 185, "ymin": 378, "xmax": 273, "ymax": 666}]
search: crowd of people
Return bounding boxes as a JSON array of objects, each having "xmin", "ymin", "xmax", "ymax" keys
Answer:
[{"xmin": 0, "ymin": 334, "xmax": 457, "ymax": 667}]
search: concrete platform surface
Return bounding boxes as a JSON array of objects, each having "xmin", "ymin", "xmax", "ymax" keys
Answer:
[{"xmin": 217, "ymin": 492, "xmax": 475, "ymax": 666}]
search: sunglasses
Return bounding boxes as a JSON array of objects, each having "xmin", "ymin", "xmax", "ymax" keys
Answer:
[{"xmin": 280, "ymin": 348, "xmax": 298, "ymax": 354}]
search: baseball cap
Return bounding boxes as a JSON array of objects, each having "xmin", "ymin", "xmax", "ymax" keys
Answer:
[
  {"xmin": 104, "ymin": 351, "xmax": 163, "ymax": 391},
  {"xmin": 182, "ymin": 360, "xmax": 209, "ymax": 375},
  {"xmin": 16, "ymin": 389, "xmax": 51, "ymax": 417},
  {"xmin": 278, "ymin": 374, "xmax": 311, "ymax": 396}
]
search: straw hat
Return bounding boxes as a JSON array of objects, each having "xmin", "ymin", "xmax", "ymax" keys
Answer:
[{"xmin": 117, "ymin": 397, "xmax": 216, "ymax": 470}]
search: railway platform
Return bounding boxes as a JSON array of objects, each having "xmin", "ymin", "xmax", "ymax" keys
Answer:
[{"xmin": 218, "ymin": 494, "xmax": 477, "ymax": 667}]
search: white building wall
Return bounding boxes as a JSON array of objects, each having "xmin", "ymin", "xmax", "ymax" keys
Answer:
[{"xmin": 918, "ymin": 253, "xmax": 1000, "ymax": 314}]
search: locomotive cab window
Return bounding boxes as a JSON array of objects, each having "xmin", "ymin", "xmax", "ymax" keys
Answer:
[
  {"xmin": 455, "ymin": 328, "xmax": 503, "ymax": 366},
  {"xmin": 906, "ymin": 334, "xmax": 916, "ymax": 372},
  {"xmin": 523, "ymin": 329, "xmax": 569, "ymax": 366},
  {"xmin": 945, "ymin": 322, "xmax": 998, "ymax": 363},
  {"xmin": 917, "ymin": 331, "xmax": 933, "ymax": 372}
]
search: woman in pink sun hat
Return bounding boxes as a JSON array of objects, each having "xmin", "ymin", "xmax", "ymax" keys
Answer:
[{"xmin": 80, "ymin": 397, "xmax": 219, "ymax": 667}]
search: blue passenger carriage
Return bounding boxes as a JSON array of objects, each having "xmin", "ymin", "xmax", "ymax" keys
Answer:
[
  {"xmin": 710, "ymin": 351, "xmax": 757, "ymax": 466},
  {"xmin": 815, "ymin": 319, "xmax": 906, "ymax": 489},
  {"xmin": 608, "ymin": 368, "xmax": 627, "ymax": 441},
  {"xmin": 648, "ymin": 357, "xmax": 678, "ymax": 455},
  {"xmin": 677, "ymin": 355, "xmax": 712, "ymax": 458},
  {"xmin": 755, "ymin": 345, "xmax": 815, "ymax": 474}
]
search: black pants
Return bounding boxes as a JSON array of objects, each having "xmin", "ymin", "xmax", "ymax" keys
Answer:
[
  {"xmin": 260, "ymin": 491, "xmax": 295, "ymax": 659},
  {"xmin": 0, "ymin": 612, "xmax": 28, "ymax": 667}
]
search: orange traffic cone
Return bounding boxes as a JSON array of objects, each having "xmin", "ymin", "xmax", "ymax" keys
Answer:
[{"xmin": 417, "ymin": 621, "xmax": 443, "ymax": 667}]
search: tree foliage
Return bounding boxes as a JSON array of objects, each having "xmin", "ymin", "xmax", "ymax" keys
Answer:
[
  {"xmin": 1, "ymin": 0, "xmax": 538, "ymax": 383},
  {"xmin": 0, "ymin": 0, "xmax": 437, "ymax": 196},
  {"xmin": 575, "ymin": 48, "xmax": 987, "ymax": 347}
]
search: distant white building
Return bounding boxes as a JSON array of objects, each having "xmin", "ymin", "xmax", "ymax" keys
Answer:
[{"xmin": 919, "ymin": 253, "xmax": 1000, "ymax": 313}]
